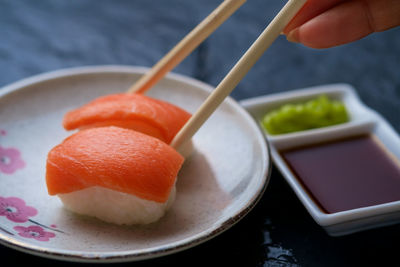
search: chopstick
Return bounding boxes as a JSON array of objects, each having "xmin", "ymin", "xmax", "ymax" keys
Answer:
[
  {"xmin": 170, "ymin": 0, "xmax": 307, "ymax": 150},
  {"xmin": 127, "ymin": 0, "xmax": 246, "ymax": 94}
]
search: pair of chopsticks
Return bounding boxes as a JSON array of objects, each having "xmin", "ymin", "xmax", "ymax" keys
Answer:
[{"xmin": 128, "ymin": 0, "xmax": 307, "ymax": 150}]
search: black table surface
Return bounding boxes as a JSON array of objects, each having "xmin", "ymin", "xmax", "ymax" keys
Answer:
[{"xmin": 1, "ymin": 0, "xmax": 400, "ymax": 266}]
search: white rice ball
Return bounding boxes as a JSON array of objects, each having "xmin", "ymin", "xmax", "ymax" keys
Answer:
[{"xmin": 58, "ymin": 185, "xmax": 176, "ymax": 225}]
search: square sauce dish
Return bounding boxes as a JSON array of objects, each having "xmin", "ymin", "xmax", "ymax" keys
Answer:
[{"xmin": 240, "ymin": 83, "xmax": 400, "ymax": 236}]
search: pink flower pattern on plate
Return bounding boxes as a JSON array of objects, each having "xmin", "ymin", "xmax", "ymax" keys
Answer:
[
  {"xmin": 0, "ymin": 146, "xmax": 25, "ymax": 174},
  {"xmin": 13, "ymin": 225, "xmax": 55, "ymax": 242},
  {"xmin": 0, "ymin": 196, "xmax": 38, "ymax": 223}
]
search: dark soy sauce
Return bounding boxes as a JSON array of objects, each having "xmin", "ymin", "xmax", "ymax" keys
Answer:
[{"xmin": 281, "ymin": 134, "xmax": 400, "ymax": 213}]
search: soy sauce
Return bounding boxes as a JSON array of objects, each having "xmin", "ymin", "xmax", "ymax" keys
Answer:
[{"xmin": 281, "ymin": 134, "xmax": 400, "ymax": 213}]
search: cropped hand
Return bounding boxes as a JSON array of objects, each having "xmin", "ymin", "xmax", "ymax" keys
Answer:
[{"xmin": 283, "ymin": 0, "xmax": 400, "ymax": 48}]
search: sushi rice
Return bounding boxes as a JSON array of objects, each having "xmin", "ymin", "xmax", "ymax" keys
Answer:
[{"xmin": 59, "ymin": 185, "xmax": 176, "ymax": 225}]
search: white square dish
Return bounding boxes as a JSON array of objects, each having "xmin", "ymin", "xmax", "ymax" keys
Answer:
[{"xmin": 240, "ymin": 83, "xmax": 400, "ymax": 236}]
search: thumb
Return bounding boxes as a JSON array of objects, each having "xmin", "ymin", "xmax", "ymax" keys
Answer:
[{"xmin": 285, "ymin": 0, "xmax": 400, "ymax": 49}]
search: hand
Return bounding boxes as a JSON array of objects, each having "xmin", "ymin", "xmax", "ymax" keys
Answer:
[{"xmin": 283, "ymin": 0, "xmax": 400, "ymax": 48}]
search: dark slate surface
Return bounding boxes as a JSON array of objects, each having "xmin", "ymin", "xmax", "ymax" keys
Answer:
[{"xmin": 1, "ymin": 0, "xmax": 400, "ymax": 266}]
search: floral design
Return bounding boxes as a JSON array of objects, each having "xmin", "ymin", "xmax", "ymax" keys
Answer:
[
  {"xmin": 0, "ymin": 146, "xmax": 25, "ymax": 174},
  {"xmin": 0, "ymin": 196, "xmax": 37, "ymax": 223},
  {"xmin": 13, "ymin": 225, "xmax": 55, "ymax": 242},
  {"xmin": 0, "ymin": 196, "xmax": 64, "ymax": 241}
]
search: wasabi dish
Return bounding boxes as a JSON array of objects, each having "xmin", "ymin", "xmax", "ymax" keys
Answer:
[{"xmin": 261, "ymin": 95, "xmax": 349, "ymax": 135}]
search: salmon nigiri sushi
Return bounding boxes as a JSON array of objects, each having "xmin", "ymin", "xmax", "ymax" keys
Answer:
[
  {"xmin": 63, "ymin": 93, "xmax": 191, "ymax": 144},
  {"xmin": 46, "ymin": 126, "xmax": 184, "ymax": 225}
]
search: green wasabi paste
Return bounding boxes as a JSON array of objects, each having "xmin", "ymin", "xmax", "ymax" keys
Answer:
[{"xmin": 261, "ymin": 95, "xmax": 349, "ymax": 135}]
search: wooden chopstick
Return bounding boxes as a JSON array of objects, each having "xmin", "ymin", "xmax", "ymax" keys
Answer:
[
  {"xmin": 127, "ymin": 0, "xmax": 246, "ymax": 94},
  {"xmin": 170, "ymin": 0, "xmax": 307, "ymax": 150}
]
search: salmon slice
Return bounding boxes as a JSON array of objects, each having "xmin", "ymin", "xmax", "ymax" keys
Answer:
[
  {"xmin": 63, "ymin": 93, "xmax": 191, "ymax": 144},
  {"xmin": 46, "ymin": 126, "xmax": 184, "ymax": 203}
]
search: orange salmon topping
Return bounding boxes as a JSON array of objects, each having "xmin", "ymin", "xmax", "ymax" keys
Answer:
[
  {"xmin": 63, "ymin": 93, "xmax": 191, "ymax": 144},
  {"xmin": 46, "ymin": 126, "xmax": 184, "ymax": 203}
]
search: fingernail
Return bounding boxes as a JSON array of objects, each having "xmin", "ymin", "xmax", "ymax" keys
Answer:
[{"xmin": 286, "ymin": 28, "xmax": 299, "ymax": 43}]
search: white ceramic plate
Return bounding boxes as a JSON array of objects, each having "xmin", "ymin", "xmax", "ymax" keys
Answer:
[
  {"xmin": 0, "ymin": 66, "xmax": 270, "ymax": 262},
  {"xmin": 241, "ymin": 84, "xmax": 400, "ymax": 236}
]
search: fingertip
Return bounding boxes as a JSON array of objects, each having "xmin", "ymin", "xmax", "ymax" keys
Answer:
[
  {"xmin": 286, "ymin": 28, "xmax": 300, "ymax": 43},
  {"xmin": 283, "ymin": 0, "xmax": 345, "ymax": 35},
  {"xmin": 284, "ymin": 1, "xmax": 379, "ymax": 49}
]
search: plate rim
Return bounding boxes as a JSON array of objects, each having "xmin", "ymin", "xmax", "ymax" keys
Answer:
[{"xmin": 0, "ymin": 65, "xmax": 271, "ymax": 262}]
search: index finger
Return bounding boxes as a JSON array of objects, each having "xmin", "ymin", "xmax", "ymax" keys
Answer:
[{"xmin": 283, "ymin": 0, "xmax": 346, "ymax": 34}]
